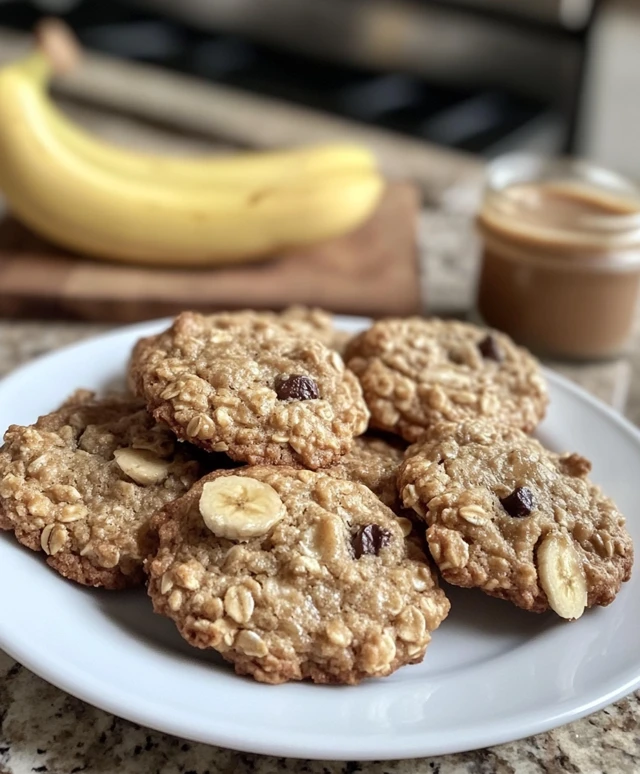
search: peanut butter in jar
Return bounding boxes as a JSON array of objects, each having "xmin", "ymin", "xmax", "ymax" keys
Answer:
[{"xmin": 476, "ymin": 155, "xmax": 640, "ymax": 359}]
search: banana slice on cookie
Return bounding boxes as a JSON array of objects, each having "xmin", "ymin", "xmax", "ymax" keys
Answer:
[
  {"xmin": 537, "ymin": 533, "xmax": 588, "ymax": 620},
  {"xmin": 199, "ymin": 475, "xmax": 286, "ymax": 541},
  {"xmin": 114, "ymin": 447, "xmax": 171, "ymax": 486}
]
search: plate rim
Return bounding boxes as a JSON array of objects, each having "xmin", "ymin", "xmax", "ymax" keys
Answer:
[{"xmin": 0, "ymin": 314, "xmax": 638, "ymax": 760}]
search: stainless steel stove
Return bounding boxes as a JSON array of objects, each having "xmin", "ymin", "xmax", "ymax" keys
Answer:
[{"xmin": 0, "ymin": 0, "xmax": 597, "ymax": 156}]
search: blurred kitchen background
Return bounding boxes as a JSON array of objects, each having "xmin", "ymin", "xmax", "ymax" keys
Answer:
[
  {"xmin": 0, "ymin": 1, "xmax": 638, "ymax": 413},
  {"xmin": 0, "ymin": 0, "xmax": 637, "ymax": 178}
]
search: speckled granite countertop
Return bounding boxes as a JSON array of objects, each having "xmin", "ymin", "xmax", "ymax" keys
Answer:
[{"xmin": 0, "ymin": 640, "xmax": 637, "ymax": 774}]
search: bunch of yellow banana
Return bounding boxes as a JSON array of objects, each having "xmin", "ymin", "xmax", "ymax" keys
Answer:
[{"xmin": 0, "ymin": 23, "xmax": 383, "ymax": 266}]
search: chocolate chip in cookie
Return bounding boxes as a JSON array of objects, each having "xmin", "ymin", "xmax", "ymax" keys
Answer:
[
  {"xmin": 352, "ymin": 524, "xmax": 391, "ymax": 557},
  {"xmin": 478, "ymin": 334, "xmax": 503, "ymax": 362},
  {"xmin": 500, "ymin": 486, "xmax": 535, "ymax": 518},
  {"xmin": 275, "ymin": 374, "xmax": 320, "ymax": 401}
]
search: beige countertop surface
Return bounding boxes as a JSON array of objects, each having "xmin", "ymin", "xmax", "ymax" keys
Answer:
[{"xmin": 0, "ymin": 34, "xmax": 637, "ymax": 772}]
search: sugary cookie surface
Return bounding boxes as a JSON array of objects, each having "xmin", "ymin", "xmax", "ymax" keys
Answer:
[
  {"xmin": 147, "ymin": 465, "xmax": 450, "ymax": 684},
  {"xmin": 345, "ymin": 318, "xmax": 548, "ymax": 441},
  {"xmin": 398, "ymin": 420, "xmax": 633, "ymax": 618},
  {"xmin": 0, "ymin": 391, "xmax": 203, "ymax": 589},
  {"xmin": 130, "ymin": 312, "xmax": 369, "ymax": 469}
]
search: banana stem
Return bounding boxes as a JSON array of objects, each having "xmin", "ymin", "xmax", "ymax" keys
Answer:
[{"xmin": 34, "ymin": 18, "xmax": 82, "ymax": 76}]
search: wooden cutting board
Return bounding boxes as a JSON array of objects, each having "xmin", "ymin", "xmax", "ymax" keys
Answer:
[{"xmin": 0, "ymin": 183, "xmax": 421, "ymax": 323}]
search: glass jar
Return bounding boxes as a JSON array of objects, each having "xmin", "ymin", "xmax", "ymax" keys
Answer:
[{"xmin": 475, "ymin": 155, "xmax": 640, "ymax": 359}]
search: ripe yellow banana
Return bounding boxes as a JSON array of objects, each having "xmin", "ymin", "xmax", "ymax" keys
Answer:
[
  {"xmin": 35, "ymin": 67, "xmax": 376, "ymax": 186},
  {"xmin": 0, "ymin": 48, "xmax": 383, "ymax": 266},
  {"xmin": 53, "ymin": 111, "xmax": 377, "ymax": 189}
]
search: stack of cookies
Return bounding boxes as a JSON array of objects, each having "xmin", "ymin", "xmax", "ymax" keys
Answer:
[{"xmin": 0, "ymin": 308, "xmax": 634, "ymax": 685}]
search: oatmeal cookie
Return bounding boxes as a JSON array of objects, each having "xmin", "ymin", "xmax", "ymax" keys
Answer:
[
  {"xmin": 0, "ymin": 391, "xmax": 204, "ymax": 589},
  {"xmin": 278, "ymin": 306, "xmax": 352, "ymax": 354},
  {"xmin": 345, "ymin": 318, "xmax": 547, "ymax": 441},
  {"xmin": 129, "ymin": 312, "xmax": 369, "ymax": 469},
  {"xmin": 398, "ymin": 420, "xmax": 634, "ymax": 618},
  {"xmin": 173, "ymin": 307, "xmax": 338, "ymax": 346},
  {"xmin": 276, "ymin": 306, "xmax": 337, "ymax": 346},
  {"xmin": 147, "ymin": 465, "xmax": 450, "ymax": 684},
  {"xmin": 325, "ymin": 433, "xmax": 408, "ymax": 514}
]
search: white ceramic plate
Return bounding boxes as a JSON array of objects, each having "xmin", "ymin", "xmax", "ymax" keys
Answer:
[{"xmin": 0, "ymin": 316, "xmax": 638, "ymax": 761}]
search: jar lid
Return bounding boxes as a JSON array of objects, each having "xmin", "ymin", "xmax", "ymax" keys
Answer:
[{"xmin": 479, "ymin": 154, "xmax": 640, "ymax": 258}]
